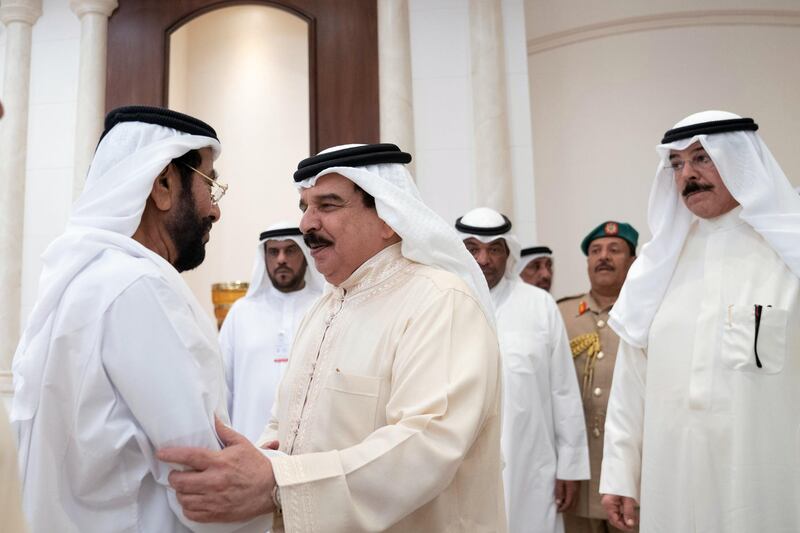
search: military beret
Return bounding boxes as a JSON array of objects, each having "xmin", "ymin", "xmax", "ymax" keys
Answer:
[{"xmin": 580, "ymin": 221, "xmax": 639, "ymax": 256}]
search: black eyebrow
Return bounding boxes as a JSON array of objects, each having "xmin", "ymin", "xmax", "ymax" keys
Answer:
[{"xmin": 315, "ymin": 193, "xmax": 347, "ymax": 203}]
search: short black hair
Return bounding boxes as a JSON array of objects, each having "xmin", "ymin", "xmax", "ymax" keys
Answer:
[{"xmin": 354, "ymin": 184, "xmax": 376, "ymax": 209}]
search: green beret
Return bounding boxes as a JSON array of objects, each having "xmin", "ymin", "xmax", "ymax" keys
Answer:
[{"xmin": 580, "ymin": 221, "xmax": 639, "ymax": 255}]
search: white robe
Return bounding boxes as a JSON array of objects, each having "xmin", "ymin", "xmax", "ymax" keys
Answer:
[
  {"xmin": 493, "ymin": 278, "xmax": 590, "ymax": 533},
  {"xmin": 601, "ymin": 209, "xmax": 800, "ymax": 532},
  {"xmin": 219, "ymin": 284, "xmax": 320, "ymax": 443},
  {"xmin": 15, "ymin": 248, "xmax": 270, "ymax": 533},
  {"xmin": 260, "ymin": 244, "xmax": 506, "ymax": 532}
]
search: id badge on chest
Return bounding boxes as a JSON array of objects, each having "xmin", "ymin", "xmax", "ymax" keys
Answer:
[{"xmin": 274, "ymin": 332, "xmax": 289, "ymax": 363}]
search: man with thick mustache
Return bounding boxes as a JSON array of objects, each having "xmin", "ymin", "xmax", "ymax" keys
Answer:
[
  {"xmin": 556, "ymin": 221, "xmax": 638, "ymax": 533},
  {"xmin": 159, "ymin": 144, "xmax": 506, "ymax": 532},
  {"xmin": 600, "ymin": 111, "xmax": 800, "ymax": 532},
  {"xmin": 11, "ymin": 106, "xmax": 269, "ymax": 532},
  {"xmin": 457, "ymin": 207, "xmax": 589, "ymax": 533},
  {"xmin": 219, "ymin": 222, "xmax": 322, "ymax": 443}
]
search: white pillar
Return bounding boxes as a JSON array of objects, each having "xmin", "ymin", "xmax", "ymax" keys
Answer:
[
  {"xmin": 0, "ymin": 0, "xmax": 42, "ymax": 397},
  {"xmin": 70, "ymin": 0, "xmax": 117, "ymax": 199},
  {"xmin": 469, "ymin": 0, "xmax": 514, "ymax": 217},
  {"xmin": 378, "ymin": 0, "xmax": 416, "ymax": 176}
]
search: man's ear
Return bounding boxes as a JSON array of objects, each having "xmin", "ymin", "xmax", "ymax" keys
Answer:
[
  {"xmin": 379, "ymin": 219, "xmax": 399, "ymax": 241},
  {"xmin": 150, "ymin": 164, "xmax": 177, "ymax": 211}
]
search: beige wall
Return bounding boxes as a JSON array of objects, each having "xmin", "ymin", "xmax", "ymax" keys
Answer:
[
  {"xmin": 525, "ymin": 1, "xmax": 800, "ymax": 299},
  {"xmin": 168, "ymin": 5, "xmax": 310, "ymax": 317}
]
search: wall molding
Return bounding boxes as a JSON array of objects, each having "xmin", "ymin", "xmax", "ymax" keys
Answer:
[{"xmin": 527, "ymin": 9, "xmax": 800, "ymax": 55}]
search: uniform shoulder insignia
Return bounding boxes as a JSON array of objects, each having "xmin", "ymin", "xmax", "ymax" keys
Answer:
[{"xmin": 556, "ymin": 293, "xmax": 584, "ymax": 304}]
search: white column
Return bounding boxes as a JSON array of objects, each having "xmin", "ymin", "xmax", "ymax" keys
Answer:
[
  {"xmin": 0, "ymin": 0, "xmax": 42, "ymax": 397},
  {"xmin": 378, "ymin": 0, "xmax": 416, "ymax": 175},
  {"xmin": 70, "ymin": 0, "xmax": 117, "ymax": 199},
  {"xmin": 469, "ymin": 0, "xmax": 514, "ymax": 217}
]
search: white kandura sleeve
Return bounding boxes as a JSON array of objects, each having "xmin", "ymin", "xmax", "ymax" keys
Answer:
[
  {"xmin": 599, "ymin": 339, "xmax": 647, "ymax": 502},
  {"xmin": 546, "ymin": 295, "xmax": 590, "ymax": 480},
  {"xmin": 269, "ymin": 289, "xmax": 501, "ymax": 532},
  {"xmin": 103, "ymin": 276, "xmax": 270, "ymax": 533}
]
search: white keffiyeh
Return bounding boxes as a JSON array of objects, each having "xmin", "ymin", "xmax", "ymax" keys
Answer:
[
  {"xmin": 295, "ymin": 146, "xmax": 495, "ymax": 326},
  {"xmin": 609, "ymin": 110, "xmax": 800, "ymax": 348}
]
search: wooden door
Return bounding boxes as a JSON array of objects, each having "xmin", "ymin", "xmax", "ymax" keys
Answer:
[{"xmin": 106, "ymin": 0, "xmax": 379, "ymax": 153}]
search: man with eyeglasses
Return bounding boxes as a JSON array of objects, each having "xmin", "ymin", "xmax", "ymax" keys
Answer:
[
  {"xmin": 457, "ymin": 207, "xmax": 589, "ymax": 533},
  {"xmin": 11, "ymin": 106, "xmax": 268, "ymax": 532},
  {"xmin": 219, "ymin": 221, "xmax": 322, "ymax": 443},
  {"xmin": 600, "ymin": 111, "xmax": 800, "ymax": 532}
]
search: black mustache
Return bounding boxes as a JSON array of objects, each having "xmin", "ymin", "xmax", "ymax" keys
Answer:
[
  {"xmin": 682, "ymin": 181, "xmax": 714, "ymax": 197},
  {"xmin": 303, "ymin": 232, "xmax": 334, "ymax": 248},
  {"xmin": 595, "ymin": 261, "xmax": 614, "ymax": 271}
]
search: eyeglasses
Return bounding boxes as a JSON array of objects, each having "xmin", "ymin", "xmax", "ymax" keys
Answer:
[
  {"xmin": 181, "ymin": 163, "xmax": 228, "ymax": 204},
  {"xmin": 666, "ymin": 152, "xmax": 715, "ymax": 173}
]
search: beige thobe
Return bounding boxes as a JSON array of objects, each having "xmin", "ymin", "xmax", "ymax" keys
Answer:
[
  {"xmin": 601, "ymin": 209, "xmax": 800, "ymax": 532},
  {"xmin": 1, "ymin": 404, "xmax": 26, "ymax": 533},
  {"xmin": 260, "ymin": 243, "xmax": 506, "ymax": 532}
]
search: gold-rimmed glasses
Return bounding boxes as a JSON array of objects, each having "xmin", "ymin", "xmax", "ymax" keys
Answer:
[{"xmin": 182, "ymin": 163, "xmax": 228, "ymax": 204}]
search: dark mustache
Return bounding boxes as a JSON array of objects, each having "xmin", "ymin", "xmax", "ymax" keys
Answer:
[
  {"xmin": 303, "ymin": 232, "xmax": 334, "ymax": 248},
  {"xmin": 682, "ymin": 181, "xmax": 714, "ymax": 197},
  {"xmin": 595, "ymin": 261, "xmax": 614, "ymax": 271}
]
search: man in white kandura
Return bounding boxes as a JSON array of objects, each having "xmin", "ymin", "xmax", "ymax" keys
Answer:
[
  {"xmin": 457, "ymin": 207, "xmax": 589, "ymax": 533},
  {"xmin": 601, "ymin": 111, "xmax": 800, "ymax": 532},
  {"xmin": 220, "ymin": 221, "xmax": 322, "ymax": 442},
  {"xmin": 11, "ymin": 106, "xmax": 269, "ymax": 533},
  {"xmin": 159, "ymin": 143, "xmax": 507, "ymax": 532},
  {"xmin": 517, "ymin": 245, "xmax": 554, "ymax": 292}
]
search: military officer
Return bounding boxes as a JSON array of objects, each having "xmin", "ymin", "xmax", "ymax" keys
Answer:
[{"xmin": 558, "ymin": 221, "xmax": 638, "ymax": 533}]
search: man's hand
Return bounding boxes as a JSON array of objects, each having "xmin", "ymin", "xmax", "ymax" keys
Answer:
[
  {"xmin": 601, "ymin": 493, "xmax": 638, "ymax": 531},
  {"xmin": 554, "ymin": 479, "xmax": 579, "ymax": 512},
  {"xmin": 260, "ymin": 440, "xmax": 279, "ymax": 450},
  {"xmin": 157, "ymin": 417, "xmax": 276, "ymax": 523}
]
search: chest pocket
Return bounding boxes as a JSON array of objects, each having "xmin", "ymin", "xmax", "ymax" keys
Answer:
[
  {"xmin": 722, "ymin": 304, "xmax": 787, "ymax": 374},
  {"xmin": 317, "ymin": 371, "xmax": 382, "ymax": 449}
]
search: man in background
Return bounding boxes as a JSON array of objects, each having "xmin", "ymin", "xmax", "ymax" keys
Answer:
[
  {"xmin": 517, "ymin": 245, "xmax": 554, "ymax": 291},
  {"xmin": 557, "ymin": 221, "xmax": 638, "ymax": 533},
  {"xmin": 458, "ymin": 207, "xmax": 588, "ymax": 533},
  {"xmin": 220, "ymin": 221, "xmax": 322, "ymax": 442}
]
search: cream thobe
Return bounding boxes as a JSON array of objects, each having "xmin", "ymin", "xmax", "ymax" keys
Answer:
[
  {"xmin": 220, "ymin": 284, "xmax": 320, "ymax": 442},
  {"xmin": 601, "ymin": 209, "xmax": 800, "ymax": 532},
  {"xmin": 15, "ymin": 249, "xmax": 270, "ymax": 533},
  {"xmin": 260, "ymin": 243, "xmax": 506, "ymax": 532},
  {"xmin": 1, "ymin": 404, "xmax": 27, "ymax": 533},
  {"xmin": 493, "ymin": 278, "xmax": 589, "ymax": 533}
]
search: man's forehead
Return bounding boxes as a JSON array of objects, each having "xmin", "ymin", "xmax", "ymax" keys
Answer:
[
  {"xmin": 265, "ymin": 238, "xmax": 299, "ymax": 249},
  {"xmin": 590, "ymin": 236, "xmax": 626, "ymax": 247},
  {"xmin": 464, "ymin": 237, "xmax": 506, "ymax": 246},
  {"xmin": 300, "ymin": 172, "xmax": 356, "ymax": 199},
  {"xmin": 669, "ymin": 141, "xmax": 705, "ymax": 158}
]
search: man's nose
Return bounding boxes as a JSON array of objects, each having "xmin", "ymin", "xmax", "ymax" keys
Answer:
[
  {"xmin": 210, "ymin": 203, "xmax": 221, "ymax": 223},
  {"xmin": 299, "ymin": 209, "xmax": 317, "ymax": 233},
  {"xmin": 475, "ymin": 250, "xmax": 490, "ymax": 266}
]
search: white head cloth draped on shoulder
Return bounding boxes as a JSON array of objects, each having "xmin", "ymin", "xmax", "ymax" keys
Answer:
[
  {"xmin": 455, "ymin": 206, "xmax": 521, "ymax": 280},
  {"xmin": 12, "ymin": 106, "xmax": 222, "ymax": 422},
  {"xmin": 293, "ymin": 143, "xmax": 495, "ymax": 326},
  {"xmin": 609, "ymin": 110, "xmax": 800, "ymax": 349},
  {"xmin": 245, "ymin": 220, "xmax": 324, "ymax": 298}
]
